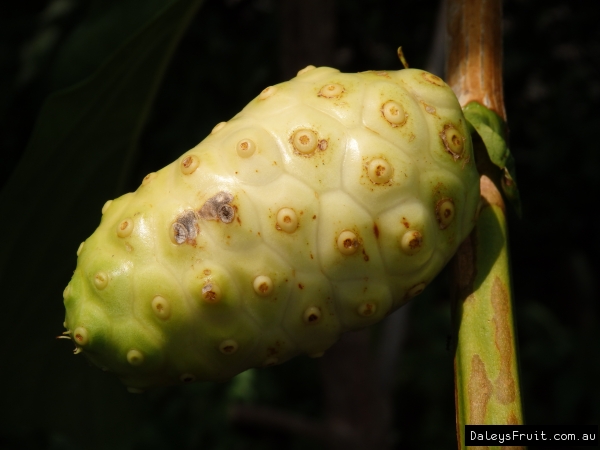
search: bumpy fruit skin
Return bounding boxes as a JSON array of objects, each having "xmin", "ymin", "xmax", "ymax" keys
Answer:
[{"xmin": 62, "ymin": 67, "xmax": 480, "ymax": 391}]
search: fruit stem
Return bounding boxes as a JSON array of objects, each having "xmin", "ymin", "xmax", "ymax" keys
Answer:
[{"xmin": 445, "ymin": 0, "xmax": 525, "ymax": 448}]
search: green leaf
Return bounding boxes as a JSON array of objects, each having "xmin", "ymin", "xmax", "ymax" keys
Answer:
[
  {"xmin": 463, "ymin": 101, "xmax": 522, "ymax": 216},
  {"xmin": 0, "ymin": 0, "xmax": 202, "ymax": 447}
]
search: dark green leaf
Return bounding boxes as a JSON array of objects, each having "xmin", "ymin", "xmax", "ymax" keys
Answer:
[
  {"xmin": 0, "ymin": 0, "xmax": 202, "ymax": 447},
  {"xmin": 463, "ymin": 101, "xmax": 522, "ymax": 216}
]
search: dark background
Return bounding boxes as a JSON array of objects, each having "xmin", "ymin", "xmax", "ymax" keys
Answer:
[{"xmin": 1, "ymin": 0, "xmax": 598, "ymax": 448}]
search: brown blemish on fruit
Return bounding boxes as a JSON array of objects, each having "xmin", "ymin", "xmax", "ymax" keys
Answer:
[
  {"xmin": 200, "ymin": 192, "xmax": 235, "ymax": 223},
  {"xmin": 373, "ymin": 223, "xmax": 379, "ymax": 238},
  {"xmin": 172, "ymin": 210, "xmax": 199, "ymax": 245},
  {"xmin": 468, "ymin": 354, "xmax": 492, "ymax": 424},
  {"xmin": 362, "ymin": 248, "xmax": 369, "ymax": 261},
  {"xmin": 298, "ymin": 283, "xmax": 304, "ymax": 289},
  {"xmin": 422, "ymin": 102, "xmax": 436, "ymax": 115},
  {"xmin": 492, "ymin": 276, "xmax": 516, "ymax": 405}
]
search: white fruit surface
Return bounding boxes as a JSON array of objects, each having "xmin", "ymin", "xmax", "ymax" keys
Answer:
[{"xmin": 62, "ymin": 66, "xmax": 480, "ymax": 391}]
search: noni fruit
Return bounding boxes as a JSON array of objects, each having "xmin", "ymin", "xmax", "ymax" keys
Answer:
[{"xmin": 61, "ymin": 66, "xmax": 480, "ymax": 392}]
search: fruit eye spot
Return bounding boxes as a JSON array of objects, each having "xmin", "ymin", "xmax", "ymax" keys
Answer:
[
  {"xmin": 211, "ymin": 121, "xmax": 226, "ymax": 134},
  {"xmin": 217, "ymin": 204, "xmax": 235, "ymax": 223},
  {"xmin": 291, "ymin": 129, "xmax": 319, "ymax": 155},
  {"xmin": 117, "ymin": 219, "xmax": 134, "ymax": 237},
  {"xmin": 74, "ymin": 327, "xmax": 88, "ymax": 345},
  {"xmin": 94, "ymin": 272, "xmax": 109, "ymax": 290},
  {"xmin": 440, "ymin": 124, "xmax": 465, "ymax": 159},
  {"xmin": 236, "ymin": 138, "xmax": 256, "ymax": 158},
  {"xmin": 407, "ymin": 282, "xmax": 427, "ymax": 298},
  {"xmin": 303, "ymin": 306, "xmax": 322, "ymax": 324},
  {"xmin": 436, "ymin": 198, "xmax": 455, "ymax": 229},
  {"xmin": 259, "ymin": 86, "xmax": 277, "ymax": 99},
  {"xmin": 152, "ymin": 295, "xmax": 171, "ymax": 319},
  {"xmin": 180, "ymin": 155, "xmax": 199, "ymax": 174},
  {"xmin": 276, "ymin": 208, "xmax": 298, "ymax": 233},
  {"xmin": 101, "ymin": 200, "xmax": 112, "ymax": 214},
  {"xmin": 219, "ymin": 340, "xmax": 239, "ymax": 354},
  {"xmin": 400, "ymin": 230, "xmax": 423, "ymax": 255},
  {"xmin": 357, "ymin": 302, "xmax": 376, "ymax": 317},
  {"xmin": 253, "ymin": 275, "xmax": 273, "ymax": 296},
  {"xmin": 367, "ymin": 158, "xmax": 393, "ymax": 184},
  {"xmin": 382, "ymin": 100, "xmax": 407, "ymax": 126},
  {"xmin": 202, "ymin": 283, "xmax": 221, "ymax": 303},
  {"xmin": 337, "ymin": 230, "xmax": 359, "ymax": 255},
  {"xmin": 318, "ymin": 83, "xmax": 344, "ymax": 98},
  {"xmin": 127, "ymin": 349, "xmax": 144, "ymax": 366},
  {"xmin": 180, "ymin": 374, "xmax": 196, "ymax": 383},
  {"xmin": 142, "ymin": 172, "xmax": 157, "ymax": 185}
]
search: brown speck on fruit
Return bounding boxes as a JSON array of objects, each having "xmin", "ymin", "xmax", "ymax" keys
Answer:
[
  {"xmin": 313, "ymin": 215, "xmax": 317, "ymax": 219},
  {"xmin": 318, "ymin": 140, "xmax": 328, "ymax": 151},
  {"xmin": 203, "ymin": 269, "xmax": 211, "ymax": 275},
  {"xmin": 298, "ymin": 283, "xmax": 304, "ymax": 289},
  {"xmin": 362, "ymin": 249, "xmax": 369, "ymax": 261},
  {"xmin": 373, "ymin": 223, "xmax": 379, "ymax": 238},
  {"xmin": 423, "ymin": 103, "xmax": 436, "ymax": 115}
]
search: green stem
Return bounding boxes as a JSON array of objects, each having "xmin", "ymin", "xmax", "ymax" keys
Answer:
[{"xmin": 445, "ymin": 0, "xmax": 525, "ymax": 448}]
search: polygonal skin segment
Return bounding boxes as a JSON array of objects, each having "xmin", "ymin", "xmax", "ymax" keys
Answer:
[{"xmin": 62, "ymin": 66, "xmax": 480, "ymax": 391}]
